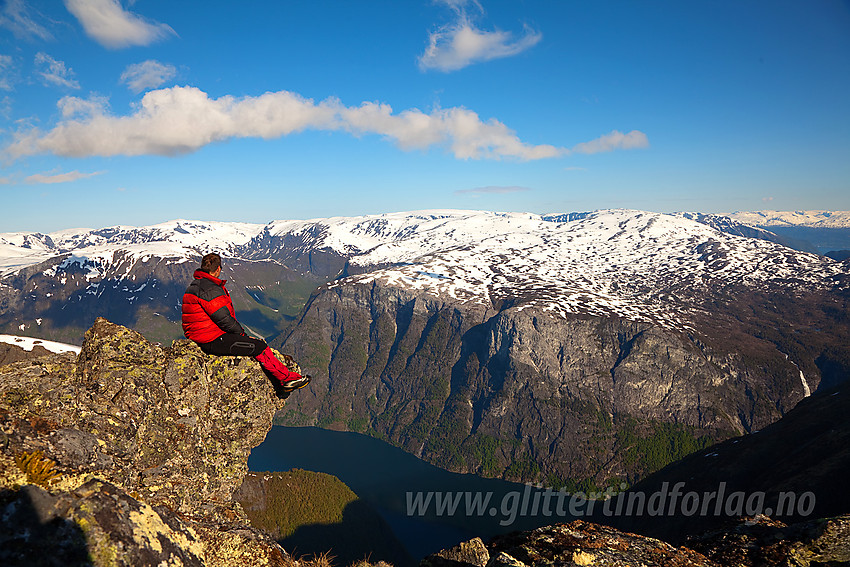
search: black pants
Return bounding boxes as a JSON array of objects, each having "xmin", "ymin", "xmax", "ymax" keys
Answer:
[{"xmin": 199, "ymin": 333, "xmax": 268, "ymax": 357}]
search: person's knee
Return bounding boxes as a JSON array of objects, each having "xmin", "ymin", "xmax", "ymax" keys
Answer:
[
  {"xmin": 228, "ymin": 341, "xmax": 255, "ymax": 355},
  {"xmin": 228, "ymin": 336, "xmax": 267, "ymax": 356}
]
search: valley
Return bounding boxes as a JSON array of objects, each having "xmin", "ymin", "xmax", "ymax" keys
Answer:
[{"xmin": 2, "ymin": 209, "xmax": 849, "ymax": 490}]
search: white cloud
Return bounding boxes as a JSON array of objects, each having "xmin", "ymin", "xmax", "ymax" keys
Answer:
[
  {"xmin": 58, "ymin": 94, "xmax": 110, "ymax": 118},
  {"xmin": 34, "ymin": 53, "xmax": 80, "ymax": 90},
  {"xmin": 0, "ymin": 0, "xmax": 52, "ymax": 41},
  {"xmin": 568, "ymin": 130, "xmax": 649, "ymax": 154},
  {"xmin": 420, "ymin": 23, "xmax": 542, "ymax": 72},
  {"xmin": 419, "ymin": 0, "xmax": 541, "ymax": 72},
  {"xmin": 0, "ymin": 95, "xmax": 13, "ymax": 119},
  {"xmin": 120, "ymin": 60, "xmax": 177, "ymax": 92},
  {"xmin": 24, "ymin": 170, "xmax": 105, "ymax": 184},
  {"xmin": 455, "ymin": 185, "xmax": 531, "ymax": 195},
  {"xmin": 337, "ymin": 101, "xmax": 562, "ymax": 160},
  {"xmin": 0, "ymin": 55, "xmax": 13, "ymax": 91},
  {"xmin": 64, "ymin": 0, "xmax": 176, "ymax": 49},
  {"xmin": 4, "ymin": 86, "xmax": 648, "ymax": 163}
]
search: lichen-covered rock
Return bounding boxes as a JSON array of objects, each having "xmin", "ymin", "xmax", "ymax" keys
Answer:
[
  {"xmin": 686, "ymin": 514, "xmax": 850, "ymax": 566},
  {"xmin": 426, "ymin": 515, "xmax": 850, "ymax": 567},
  {"xmin": 1, "ymin": 479, "xmax": 206, "ymax": 566},
  {"xmin": 482, "ymin": 521, "xmax": 717, "ymax": 567},
  {"xmin": 0, "ymin": 317, "xmax": 299, "ymax": 566},
  {"xmin": 421, "ymin": 537, "xmax": 490, "ymax": 567}
]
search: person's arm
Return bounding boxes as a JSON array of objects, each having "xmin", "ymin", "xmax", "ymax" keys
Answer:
[
  {"xmin": 208, "ymin": 302, "xmax": 245, "ymax": 335},
  {"xmin": 201, "ymin": 285, "xmax": 246, "ymax": 335}
]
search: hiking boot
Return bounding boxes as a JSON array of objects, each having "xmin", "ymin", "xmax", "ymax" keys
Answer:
[
  {"xmin": 272, "ymin": 384, "xmax": 291, "ymax": 400},
  {"xmin": 280, "ymin": 374, "xmax": 311, "ymax": 392}
]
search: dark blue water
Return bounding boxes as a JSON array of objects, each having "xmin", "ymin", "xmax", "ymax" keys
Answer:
[{"xmin": 249, "ymin": 426, "xmax": 575, "ymax": 560}]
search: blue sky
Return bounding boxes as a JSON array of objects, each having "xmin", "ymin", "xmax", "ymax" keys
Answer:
[{"xmin": 1, "ymin": 0, "xmax": 849, "ymax": 232}]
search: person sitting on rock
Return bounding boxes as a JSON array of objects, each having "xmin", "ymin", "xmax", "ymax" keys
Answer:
[{"xmin": 181, "ymin": 252, "xmax": 310, "ymax": 396}]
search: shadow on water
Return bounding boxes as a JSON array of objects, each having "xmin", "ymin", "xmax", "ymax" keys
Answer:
[
  {"xmin": 249, "ymin": 426, "xmax": 577, "ymax": 561},
  {"xmin": 0, "ymin": 486, "xmax": 93, "ymax": 567}
]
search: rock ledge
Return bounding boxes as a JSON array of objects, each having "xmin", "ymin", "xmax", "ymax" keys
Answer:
[{"xmin": 1, "ymin": 318, "xmax": 295, "ymax": 566}]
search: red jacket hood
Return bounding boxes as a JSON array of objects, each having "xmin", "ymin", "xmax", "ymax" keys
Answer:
[{"xmin": 193, "ymin": 269, "xmax": 227, "ymax": 286}]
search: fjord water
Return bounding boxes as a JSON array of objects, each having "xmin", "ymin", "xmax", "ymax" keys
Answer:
[{"xmin": 249, "ymin": 426, "xmax": 572, "ymax": 560}]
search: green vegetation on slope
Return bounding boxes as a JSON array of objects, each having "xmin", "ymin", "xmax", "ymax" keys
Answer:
[
  {"xmin": 616, "ymin": 418, "xmax": 714, "ymax": 483},
  {"xmin": 238, "ymin": 469, "xmax": 357, "ymax": 538},
  {"xmin": 236, "ymin": 469, "xmax": 413, "ymax": 567}
]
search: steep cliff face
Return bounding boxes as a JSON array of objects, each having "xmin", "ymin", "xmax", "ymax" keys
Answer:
[
  {"xmin": 0, "ymin": 318, "xmax": 298, "ymax": 566},
  {"xmin": 596, "ymin": 384, "xmax": 850, "ymax": 545},
  {"xmin": 276, "ymin": 278, "xmax": 840, "ymax": 486}
]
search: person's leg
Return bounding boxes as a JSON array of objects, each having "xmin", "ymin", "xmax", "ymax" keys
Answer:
[
  {"xmin": 255, "ymin": 348, "xmax": 304, "ymax": 383},
  {"xmin": 199, "ymin": 333, "xmax": 267, "ymax": 356},
  {"xmin": 199, "ymin": 333, "xmax": 309, "ymax": 392}
]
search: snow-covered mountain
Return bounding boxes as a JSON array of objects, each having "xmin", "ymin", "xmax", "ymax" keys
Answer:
[
  {"xmin": 2, "ymin": 209, "xmax": 848, "ymax": 340},
  {"xmin": 269, "ymin": 211, "xmax": 850, "ymax": 485},
  {"xmin": 729, "ymin": 210, "xmax": 850, "ymax": 229},
  {"xmin": 3, "ymin": 208, "xmax": 842, "ymax": 280},
  {"xmin": 725, "ymin": 210, "xmax": 850, "ymax": 255},
  {"xmin": 0, "ymin": 219, "xmax": 264, "ymax": 276},
  {"xmin": 231, "ymin": 209, "xmax": 847, "ymax": 332},
  {"xmin": 322, "ymin": 210, "xmax": 846, "ymax": 330},
  {"xmin": 3, "ymin": 209, "xmax": 850, "ymax": 487},
  {"xmin": 0, "ymin": 219, "xmax": 293, "ymax": 343}
]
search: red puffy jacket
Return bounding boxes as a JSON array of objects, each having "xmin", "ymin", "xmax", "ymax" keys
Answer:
[{"xmin": 181, "ymin": 270, "xmax": 245, "ymax": 343}]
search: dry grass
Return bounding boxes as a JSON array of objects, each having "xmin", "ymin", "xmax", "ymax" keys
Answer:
[
  {"xmin": 14, "ymin": 450, "xmax": 61, "ymax": 487},
  {"xmin": 280, "ymin": 550, "xmax": 394, "ymax": 567}
]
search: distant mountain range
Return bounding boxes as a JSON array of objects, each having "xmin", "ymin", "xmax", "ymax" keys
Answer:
[
  {"xmin": 2, "ymin": 209, "xmax": 847, "ymax": 338},
  {"xmin": 729, "ymin": 210, "xmax": 850, "ymax": 229},
  {"xmin": 2, "ymin": 209, "xmax": 849, "ymax": 486},
  {"xmin": 728, "ymin": 210, "xmax": 850, "ymax": 255},
  {"xmin": 0, "ymin": 219, "xmax": 312, "ymax": 344}
]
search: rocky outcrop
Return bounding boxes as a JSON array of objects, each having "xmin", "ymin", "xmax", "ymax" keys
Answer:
[
  {"xmin": 687, "ymin": 514, "xmax": 850, "ymax": 567},
  {"xmin": 423, "ymin": 515, "xmax": 850, "ymax": 567},
  {"xmin": 0, "ymin": 341, "xmax": 57, "ymax": 366},
  {"xmin": 275, "ymin": 278, "xmax": 834, "ymax": 485},
  {"xmin": 423, "ymin": 522, "xmax": 716, "ymax": 567},
  {"xmin": 0, "ymin": 318, "xmax": 299, "ymax": 566},
  {"xmin": 421, "ymin": 537, "xmax": 490, "ymax": 567}
]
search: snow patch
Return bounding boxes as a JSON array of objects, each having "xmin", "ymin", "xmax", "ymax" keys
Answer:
[{"xmin": 0, "ymin": 334, "xmax": 81, "ymax": 354}]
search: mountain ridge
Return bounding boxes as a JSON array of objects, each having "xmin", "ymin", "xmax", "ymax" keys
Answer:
[
  {"xmin": 3, "ymin": 209, "xmax": 849, "ymax": 487},
  {"xmin": 729, "ymin": 210, "xmax": 850, "ymax": 229},
  {"xmin": 6, "ymin": 208, "xmax": 845, "ymax": 338},
  {"xmin": 6, "ymin": 208, "xmax": 845, "ymax": 276}
]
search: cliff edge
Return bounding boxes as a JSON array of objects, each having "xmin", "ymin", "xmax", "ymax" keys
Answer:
[{"xmin": 0, "ymin": 318, "xmax": 296, "ymax": 566}]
